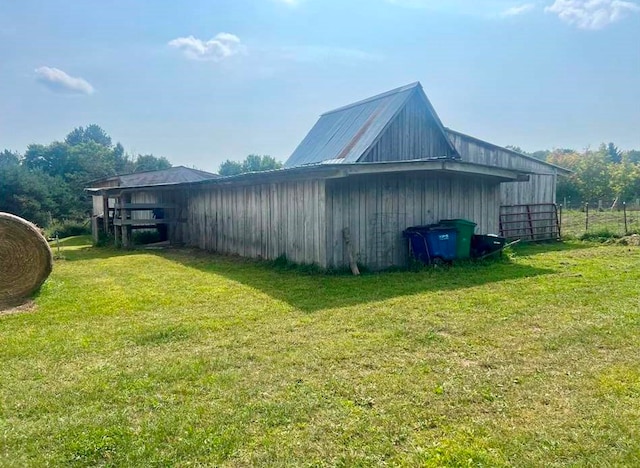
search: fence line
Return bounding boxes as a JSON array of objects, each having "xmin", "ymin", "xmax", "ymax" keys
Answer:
[{"xmin": 559, "ymin": 201, "xmax": 640, "ymax": 238}]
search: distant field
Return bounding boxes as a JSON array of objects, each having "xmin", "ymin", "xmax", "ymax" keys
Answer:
[{"xmin": 1, "ymin": 237, "xmax": 639, "ymax": 466}]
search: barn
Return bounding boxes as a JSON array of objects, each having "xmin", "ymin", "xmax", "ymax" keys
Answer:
[
  {"xmin": 88, "ymin": 82, "xmax": 567, "ymax": 270},
  {"xmin": 444, "ymin": 129, "xmax": 570, "ymax": 240},
  {"xmin": 87, "ymin": 166, "xmax": 218, "ymax": 245}
]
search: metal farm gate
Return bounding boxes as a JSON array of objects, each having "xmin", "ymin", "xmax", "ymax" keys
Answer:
[{"xmin": 499, "ymin": 203, "xmax": 560, "ymax": 242}]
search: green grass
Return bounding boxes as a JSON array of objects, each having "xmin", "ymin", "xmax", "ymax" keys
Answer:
[{"xmin": 1, "ymin": 237, "xmax": 639, "ymax": 466}]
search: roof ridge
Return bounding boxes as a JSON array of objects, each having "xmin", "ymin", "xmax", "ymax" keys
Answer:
[{"xmin": 321, "ymin": 82, "xmax": 421, "ymax": 116}]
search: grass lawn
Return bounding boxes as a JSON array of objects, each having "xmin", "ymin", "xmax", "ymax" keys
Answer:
[{"xmin": 1, "ymin": 237, "xmax": 639, "ymax": 466}]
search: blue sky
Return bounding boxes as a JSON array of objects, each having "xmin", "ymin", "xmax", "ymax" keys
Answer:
[{"xmin": 1, "ymin": 0, "xmax": 639, "ymax": 172}]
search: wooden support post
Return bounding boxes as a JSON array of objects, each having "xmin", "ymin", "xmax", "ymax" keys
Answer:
[
  {"xmin": 623, "ymin": 202, "xmax": 628, "ymax": 235},
  {"xmin": 122, "ymin": 226, "xmax": 131, "ymax": 248},
  {"xmin": 342, "ymin": 227, "xmax": 360, "ymax": 276},
  {"xmin": 102, "ymin": 195, "xmax": 110, "ymax": 234}
]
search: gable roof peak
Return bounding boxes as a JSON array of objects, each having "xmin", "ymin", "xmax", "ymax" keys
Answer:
[
  {"xmin": 285, "ymin": 81, "xmax": 459, "ymax": 168},
  {"xmin": 322, "ymin": 82, "xmax": 422, "ymax": 117}
]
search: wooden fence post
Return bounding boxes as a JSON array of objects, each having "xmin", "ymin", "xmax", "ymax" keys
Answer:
[
  {"xmin": 623, "ymin": 202, "xmax": 628, "ymax": 235},
  {"xmin": 558, "ymin": 204, "xmax": 563, "ymax": 239},
  {"xmin": 585, "ymin": 203, "xmax": 589, "ymax": 233}
]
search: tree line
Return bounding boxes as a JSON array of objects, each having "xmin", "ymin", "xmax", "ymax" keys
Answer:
[
  {"xmin": 513, "ymin": 143, "xmax": 640, "ymax": 207},
  {"xmin": 0, "ymin": 125, "xmax": 171, "ymax": 227},
  {"xmin": 3, "ymin": 124, "xmax": 638, "ymax": 231},
  {"xmin": 0, "ymin": 125, "xmax": 283, "ymax": 230}
]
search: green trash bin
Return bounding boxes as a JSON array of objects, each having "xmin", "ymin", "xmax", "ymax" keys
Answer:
[{"xmin": 439, "ymin": 219, "xmax": 477, "ymax": 259}]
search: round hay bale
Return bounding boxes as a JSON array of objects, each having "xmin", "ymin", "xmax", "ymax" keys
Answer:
[{"xmin": 0, "ymin": 212, "xmax": 53, "ymax": 307}]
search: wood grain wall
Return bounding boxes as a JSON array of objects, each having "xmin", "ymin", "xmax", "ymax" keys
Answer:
[
  {"xmin": 324, "ymin": 172, "xmax": 502, "ymax": 270},
  {"xmin": 181, "ymin": 180, "xmax": 327, "ymax": 267},
  {"xmin": 447, "ymin": 131, "xmax": 558, "ymax": 205},
  {"xmin": 362, "ymin": 93, "xmax": 456, "ymax": 162}
]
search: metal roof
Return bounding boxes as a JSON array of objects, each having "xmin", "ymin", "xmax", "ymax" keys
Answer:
[
  {"xmin": 89, "ymin": 166, "xmax": 219, "ymax": 189},
  {"xmin": 285, "ymin": 82, "xmax": 433, "ymax": 168},
  {"xmin": 92, "ymin": 159, "xmax": 526, "ymax": 195}
]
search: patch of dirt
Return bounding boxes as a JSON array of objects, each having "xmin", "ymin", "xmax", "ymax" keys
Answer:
[
  {"xmin": 460, "ymin": 359, "xmax": 477, "ymax": 368},
  {"xmin": 0, "ymin": 300, "xmax": 38, "ymax": 317},
  {"xmin": 618, "ymin": 234, "xmax": 640, "ymax": 246}
]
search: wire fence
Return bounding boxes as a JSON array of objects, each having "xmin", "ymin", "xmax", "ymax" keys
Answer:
[{"xmin": 559, "ymin": 201, "xmax": 640, "ymax": 238}]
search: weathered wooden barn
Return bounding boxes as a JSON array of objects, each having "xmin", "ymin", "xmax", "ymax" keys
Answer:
[
  {"xmin": 89, "ymin": 82, "xmax": 567, "ymax": 269},
  {"xmin": 88, "ymin": 166, "xmax": 218, "ymax": 245},
  {"xmin": 444, "ymin": 128, "xmax": 570, "ymax": 241}
]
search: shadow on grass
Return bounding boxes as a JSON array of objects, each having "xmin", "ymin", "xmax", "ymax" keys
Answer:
[
  {"xmin": 61, "ymin": 242, "xmax": 556, "ymax": 312},
  {"xmin": 511, "ymin": 240, "xmax": 593, "ymax": 258},
  {"xmin": 159, "ymin": 250, "xmax": 555, "ymax": 313}
]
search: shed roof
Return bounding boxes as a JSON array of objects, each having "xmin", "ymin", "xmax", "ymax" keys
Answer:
[
  {"xmin": 88, "ymin": 166, "xmax": 219, "ymax": 189},
  {"xmin": 90, "ymin": 159, "xmax": 527, "ymax": 196},
  {"xmin": 285, "ymin": 82, "xmax": 457, "ymax": 168}
]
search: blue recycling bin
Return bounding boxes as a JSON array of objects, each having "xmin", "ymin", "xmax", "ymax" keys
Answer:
[{"xmin": 403, "ymin": 225, "xmax": 458, "ymax": 264}]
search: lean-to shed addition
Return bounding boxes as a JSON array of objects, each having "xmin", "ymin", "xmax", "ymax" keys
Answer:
[
  {"xmin": 444, "ymin": 129, "xmax": 570, "ymax": 240},
  {"xmin": 87, "ymin": 166, "xmax": 218, "ymax": 245}
]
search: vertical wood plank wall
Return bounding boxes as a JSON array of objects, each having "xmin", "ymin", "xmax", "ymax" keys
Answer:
[
  {"xmin": 362, "ymin": 94, "xmax": 456, "ymax": 162},
  {"xmin": 447, "ymin": 131, "xmax": 558, "ymax": 205},
  {"xmin": 130, "ymin": 191, "xmax": 158, "ymax": 220},
  {"xmin": 324, "ymin": 173, "xmax": 501, "ymax": 270},
  {"xmin": 180, "ymin": 180, "xmax": 327, "ymax": 267},
  {"xmin": 92, "ymin": 195, "xmax": 103, "ymax": 216}
]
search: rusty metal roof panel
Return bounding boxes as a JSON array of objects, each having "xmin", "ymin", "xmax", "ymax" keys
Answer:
[{"xmin": 285, "ymin": 83, "xmax": 420, "ymax": 168}]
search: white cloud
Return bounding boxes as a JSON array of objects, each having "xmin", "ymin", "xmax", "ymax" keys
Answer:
[
  {"xmin": 34, "ymin": 67, "xmax": 94, "ymax": 95},
  {"xmin": 501, "ymin": 3, "xmax": 536, "ymax": 16},
  {"xmin": 275, "ymin": 0, "xmax": 301, "ymax": 5},
  {"xmin": 545, "ymin": 0, "xmax": 640, "ymax": 29},
  {"xmin": 168, "ymin": 32, "xmax": 246, "ymax": 61}
]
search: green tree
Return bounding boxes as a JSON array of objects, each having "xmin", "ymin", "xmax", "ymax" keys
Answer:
[
  {"xmin": 111, "ymin": 143, "xmax": 131, "ymax": 173},
  {"xmin": 218, "ymin": 160, "xmax": 244, "ymax": 176},
  {"xmin": 575, "ymin": 149, "xmax": 613, "ymax": 201},
  {"xmin": 0, "ymin": 150, "xmax": 20, "ymax": 168},
  {"xmin": 0, "ymin": 165, "xmax": 75, "ymax": 225},
  {"xmin": 605, "ymin": 142, "xmax": 622, "ymax": 164},
  {"xmin": 1, "ymin": 125, "xmax": 172, "ymax": 227},
  {"xmin": 133, "ymin": 154, "xmax": 172, "ymax": 172},
  {"xmin": 610, "ymin": 158, "xmax": 639, "ymax": 201},
  {"xmin": 624, "ymin": 150, "xmax": 640, "ymax": 164},
  {"xmin": 547, "ymin": 150, "xmax": 582, "ymax": 203},
  {"xmin": 65, "ymin": 124, "xmax": 112, "ymax": 147},
  {"xmin": 218, "ymin": 154, "xmax": 283, "ymax": 176}
]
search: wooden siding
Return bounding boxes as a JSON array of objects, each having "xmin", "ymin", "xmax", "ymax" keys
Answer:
[
  {"xmin": 501, "ymin": 174, "xmax": 556, "ymax": 206},
  {"xmin": 130, "ymin": 191, "xmax": 158, "ymax": 221},
  {"xmin": 448, "ymin": 131, "xmax": 557, "ymax": 205},
  {"xmin": 92, "ymin": 195, "xmax": 104, "ymax": 216},
  {"xmin": 324, "ymin": 173, "xmax": 501, "ymax": 270},
  {"xmin": 181, "ymin": 180, "xmax": 327, "ymax": 267},
  {"xmin": 361, "ymin": 93, "xmax": 456, "ymax": 162}
]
